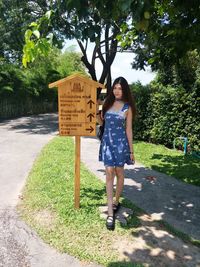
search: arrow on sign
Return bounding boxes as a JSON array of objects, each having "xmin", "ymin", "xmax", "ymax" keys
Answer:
[
  {"xmin": 87, "ymin": 99, "xmax": 95, "ymax": 109},
  {"xmin": 86, "ymin": 126, "xmax": 94, "ymax": 133},
  {"xmin": 87, "ymin": 113, "xmax": 94, "ymax": 122}
]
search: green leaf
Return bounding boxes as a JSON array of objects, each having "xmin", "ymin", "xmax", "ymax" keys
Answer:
[
  {"xmin": 29, "ymin": 22, "xmax": 38, "ymax": 28},
  {"xmin": 148, "ymin": 58, "xmax": 155, "ymax": 65},
  {"xmin": 144, "ymin": 11, "xmax": 150, "ymax": 20},
  {"xmin": 33, "ymin": 30, "xmax": 40, "ymax": 39},
  {"xmin": 120, "ymin": 0, "xmax": 132, "ymax": 12},
  {"xmin": 47, "ymin": 33, "xmax": 53, "ymax": 43},
  {"xmin": 45, "ymin": 10, "xmax": 52, "ymax": 20},
  {"xmin": 167, "ymin": 30, "xmax": 175, "ymax": 36},
  {"xmin": 22, "ymin": 55, "xmax": 27, "ymax": 68},
  {"xmin": 25, "ymin": 29, "xmax": 32, "ymax": 42},
  {"xmin": 2, "ymin": 86, "xmax": 13, "ymax": 92}
]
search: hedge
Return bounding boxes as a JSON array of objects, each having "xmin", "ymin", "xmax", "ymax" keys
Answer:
[{"xmin": 132, "ymin": 83, "xmax": 200, "ymax": 150}]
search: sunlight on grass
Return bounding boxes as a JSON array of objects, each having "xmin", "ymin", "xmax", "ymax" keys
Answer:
[
  {"xmin": 18, "ymin": 137, "xmax": 200, "ymax": 266},
  {"xmin": 18, "ymin": 136, "xmax": 142, "ymax": 267},
  {"xmin": 134, "ymin": 141, "xmax": 200, "ymax": 186}
]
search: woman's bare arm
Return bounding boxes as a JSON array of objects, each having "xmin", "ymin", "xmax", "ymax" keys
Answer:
[
  {"xmin": 126, "ymin": 107, "xmax": 135, "ymax": 161},
  {"xmin": 96, "ymin": 99, "xmax": 104, "ymax": 125}
]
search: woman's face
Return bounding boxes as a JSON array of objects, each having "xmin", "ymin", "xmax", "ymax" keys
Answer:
[{"xmin": 113, "ymin": 83, "xmax": 123, "ymax": 100}]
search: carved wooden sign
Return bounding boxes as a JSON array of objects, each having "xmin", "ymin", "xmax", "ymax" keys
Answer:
[
  {"xmin": 49, "ymin": 74, "xmax": 104, "ymax": 136},
  {"xmin": 49, "ymin": 74, "xmax": 104, "ymax": 209}
]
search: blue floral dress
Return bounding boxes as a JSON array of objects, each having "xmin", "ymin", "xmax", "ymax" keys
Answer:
[{"xmin": 99, "ymin": 103, "xmax": 133, "ymax": 167}]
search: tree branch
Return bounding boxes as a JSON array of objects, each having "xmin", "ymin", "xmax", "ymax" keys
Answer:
[
  {"xmin": 77, "ymin": 40, "xmax": 97, "ymax": 81},
  {"xmin": 105, "ymin": 24, "xmax": 109, "ymax": 62},
  {"xmin": 99, "ymin": 26, "xmax": 119, "ymax": 87},
  {"xmin": 92, "ymin": 43, "xmax": 98, "ymax": 68}
]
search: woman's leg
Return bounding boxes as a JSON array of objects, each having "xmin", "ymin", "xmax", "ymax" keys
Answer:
[
  {"xmin": 114, "ymin": 166, "xmax": 124, "ymax": 204},
  {"xmin": 105, "ymin": 166, "xmax": 115, "ymax": 216}
]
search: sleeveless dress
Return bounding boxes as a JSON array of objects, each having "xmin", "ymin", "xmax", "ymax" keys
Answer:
[{"xmin": 99, "ymin": 103, "xmax": 133, "ymax": 167}]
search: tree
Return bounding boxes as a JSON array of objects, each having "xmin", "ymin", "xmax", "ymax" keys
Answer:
[
  {"xmin": 57, "ymin": 46, "xmax": 87, "ymax": 77},
  {"xmin": 118, "ymin": 0, "xmax": 200, "ymax": 72},
  {"xmin": 0, "ymin": 47, "xmax": 87, "ymax": 98},
  {"xmin": 155, "ymin": 50, "xmax": 200, "ymax": 90},
  {"xmin": 0, "ymin": 46, "xmax": 87, "ymax": 118},
  {"xmin": 23, "ymin": 0, "xmax": 137, "ymax": 92},
  {"xmin": 0, "ymin": 0, "xmax": 152, "ymax": 91},
  {"xmin": 3, "ymin": 0, "xmax": 200, "ymax": 87},
  {"xmin": 0, "ymin": 0, "xmax": 62, "ymax": 63}
]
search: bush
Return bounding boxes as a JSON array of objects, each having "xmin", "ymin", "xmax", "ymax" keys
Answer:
[
  {"xmin": 0, "ymin": 47, "xmax": 87, "ymax": 119},
  {"xmin": 131, "ymin": 81, "xmax": 152, "ymax": 141},
  {"xmin": 131, "ymin": 81, "xmax": 200, "ymax": 151}
]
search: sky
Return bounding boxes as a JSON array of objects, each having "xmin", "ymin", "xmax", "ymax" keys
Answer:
[{"xmin": 64, "ymin": 40, "xmax": 156, "ymax": 85}]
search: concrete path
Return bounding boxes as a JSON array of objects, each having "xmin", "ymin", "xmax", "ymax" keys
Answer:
[
  {"xmin": 0, "ymin": 114, "xmax": 101, "ymax": 267},
  {"xmin": 81, "ymin": 136, "xmax": 200, "ymax": 241},
  {"xmin": 1, "ymin": 113, "xmax": 199, "ymax": 266}
]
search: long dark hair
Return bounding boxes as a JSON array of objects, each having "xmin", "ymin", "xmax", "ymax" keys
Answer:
[{"xmin": 102, "ymin": 77, "xmax": 136, "ymax": 120}]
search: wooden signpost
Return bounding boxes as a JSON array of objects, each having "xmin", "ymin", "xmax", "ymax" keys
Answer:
[{"xmin": 49, "ymin": 74, "xmax": 104, "ymax": 208}]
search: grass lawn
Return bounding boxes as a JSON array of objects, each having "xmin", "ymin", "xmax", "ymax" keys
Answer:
[
  {"xmin": 134, "ymin": 141, "xmax": 200, "ymax": 186},
  {"xmin": 18, "ymin": 136, "xmax": 143, "ymax": 267},
  {"xmin": 18, "ymin": 137, "xmax": 200, "ymax": 266}
]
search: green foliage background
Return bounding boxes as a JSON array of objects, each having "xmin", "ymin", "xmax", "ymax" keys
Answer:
[
  {"xmin": 132, "ymin": 77, "xmax": 200, "ymax": 150},
  {"xmin": 0, "ymin": 47, "xmax": 86, "ymax": 119}
]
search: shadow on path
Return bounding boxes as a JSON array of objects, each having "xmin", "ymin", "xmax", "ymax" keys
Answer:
[
  {"xmin": 96, "ymin": 163, "xmax": 200, "ymax": 241},
  {"xmin": 0, "ymin": 113, "xmax": 58, "ymax": 135}
]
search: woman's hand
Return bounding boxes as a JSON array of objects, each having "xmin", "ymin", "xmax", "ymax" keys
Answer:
[
  {"xmin": 96, "ymin": 99, "xmax": 103, "ymax": 125},
  {"xmin": 96, "ymin": 99, "xmax": 102, "ymax": 114},
  {"xmin": 130, "ymin": 152, "xmax": 135, "ymax": 163}
]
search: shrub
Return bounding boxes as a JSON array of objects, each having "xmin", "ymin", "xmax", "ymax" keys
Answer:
[{"xmin": 131, "ymin": 81, "xmax": 200, "ymax": 150}]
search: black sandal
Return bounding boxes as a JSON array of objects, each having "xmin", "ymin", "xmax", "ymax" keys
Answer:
[
  {"xmin": 113, "ymin": 202, "xmax": 121, "ymax": 213},
  {"xmin": 106, "ymin": 215, "xmax": 115, "ymax": 230}
]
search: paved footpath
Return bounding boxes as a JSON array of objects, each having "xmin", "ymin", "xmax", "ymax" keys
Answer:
[
  {"xmin": 0, "ymin": 114, "xmax": 101, "ymax": 267},
  {"xmin": 81, "ymin": 136, "xmax": 200, "ymax": 241},
  {"xmin": 1, "ymin": 113, "xmax": 200, "ymax": 267}
]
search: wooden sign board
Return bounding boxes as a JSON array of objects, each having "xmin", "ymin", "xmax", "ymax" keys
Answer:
[
  {"xmin": 49, "ymin": 74, "xmax": 105, "ymax": 209},
  {"xmin": 49, "ymin": 74, "xmax": 104, "ymax": 136}
]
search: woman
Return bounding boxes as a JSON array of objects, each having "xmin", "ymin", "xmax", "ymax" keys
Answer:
[{"xmin": 97, "ymin": 77, "xmax": 136, "ymax": 230}]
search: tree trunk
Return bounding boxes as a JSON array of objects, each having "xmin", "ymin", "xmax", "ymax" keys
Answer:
[{"xmin": 77, "ymin": 25, "xmax": 119, "ymax": 98}]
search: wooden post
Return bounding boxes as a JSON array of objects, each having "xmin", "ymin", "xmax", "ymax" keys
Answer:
[
  {"xmin": 74, "ymin": 136, "xmax": 81, "ymax": 209},
  {"xmin": 49, "ymin": 74, "xmax": 105, "ymax": 208}
]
